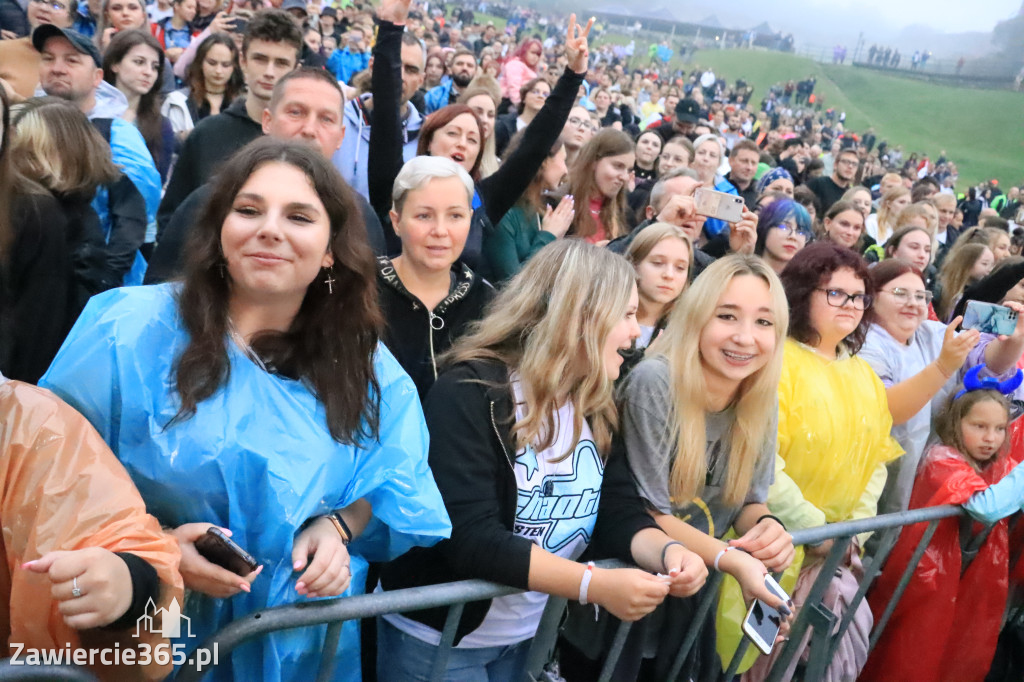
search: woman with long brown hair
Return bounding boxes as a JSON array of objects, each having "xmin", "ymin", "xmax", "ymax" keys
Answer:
[
  {"xmin": 564, "ymin": 128, "xmax": 634, "ymax": 244},
  {"xmin": 40, "ymin": 138, "xmax": 450, "ymax": 680},
  {"xmin": 102, "ymin": 29, "xmax": 174, "ymax": 180},
  {"xmin": 162, "ymin": 33, "xmax": 244, "ymax": 138}
]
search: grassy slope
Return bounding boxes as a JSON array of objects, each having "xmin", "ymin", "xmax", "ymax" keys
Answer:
[{"xmin": 687, "ymin": 49, "xmax": 1024, "ymax": 187}]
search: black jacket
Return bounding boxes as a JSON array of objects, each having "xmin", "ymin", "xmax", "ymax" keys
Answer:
[
  {"xmin": 367, "ymin": 20, "xmax": 583, "ymax": 270},
  {"xmin": 157, "ymin": 96, "xmax": 262, "ymax": 239},
  {"xmin": 144, "ymin": 181, "xmax": 388, "ymax": 284},
  {"xmin": 377, "ymin": 256, "xmax": 493, "ymax": 400},
  {"xmin": 493, "ymin": 110, "xmax": 518, "ymax": 157},
  {"xmin": 378, "ymin": 359, "xmax": 660, "ymax": 644}
]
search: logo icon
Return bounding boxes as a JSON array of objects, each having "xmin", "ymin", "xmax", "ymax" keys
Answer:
[{"xmin": 134, "ymin": 597, "xmax": 194, "ymax": 639}]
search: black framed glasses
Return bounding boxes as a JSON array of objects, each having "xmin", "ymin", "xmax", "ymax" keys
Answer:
[
  {"xmin": 773, "ymin": 223, "xmax": 812, "ymax": 240},
  {"xmin": 884, "ymin": 287, "xmax": 933, "ymax": 305},
  {"xmin": 816, "ymin": 288, "xmax": 872, "ymax": 310}
]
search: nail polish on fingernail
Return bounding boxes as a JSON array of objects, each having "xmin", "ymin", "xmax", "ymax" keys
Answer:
[
  {"xmin": 240, "ymin": 583, "xmax": 250, "ymax": 593},
  {"xmin": 293, "ymin": 561, "xmax": 302, "ymax": 570},
  {"xmin": 778, "ymin": 604, "xmax": 792, "ymax": 616},
  {"xmin": 669, "ymin": 568, "xmax": 679, "ymax": 576}
]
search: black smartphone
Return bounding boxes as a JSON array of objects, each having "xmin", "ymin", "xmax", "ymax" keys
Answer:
[{"xmin": 195, "ymin": 527, "xmax": 260, "ymax": 576}]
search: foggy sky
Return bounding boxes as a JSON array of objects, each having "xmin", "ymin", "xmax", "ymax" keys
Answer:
[{"xmin": 807, "ymin": 0, "xmax": 1019, "ymax": 33}]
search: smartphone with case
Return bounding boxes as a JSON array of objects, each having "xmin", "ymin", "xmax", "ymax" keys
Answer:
[
  {"xmin": 963, "ymin": 300, "xmax": 1018, "ymax": 336},
  {"xmin": 694, "ymin": 187, "xmax": 745, "ymax": 223},
  {"xmin": 195, "ymin": 527, "xmax": 260, "ymax": 576},
  {"xmin": 741, "ymin": 574, "xmax": 790, "ymax": 656}
]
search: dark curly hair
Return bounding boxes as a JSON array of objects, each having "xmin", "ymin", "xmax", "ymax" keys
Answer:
[
  {"xmin": 172, "ymin": 138, "xmax": 382, "ymax": 444},
  {"xmin": 780, "ymin": 241, "xmax": 874, "ymax": 354}
]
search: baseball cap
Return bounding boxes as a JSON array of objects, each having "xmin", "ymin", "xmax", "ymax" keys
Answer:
[
  {"xmin": 281, "ymin": 0, "xmax": 307, "ymax": 13},
  {"xmin": 31, "ymin": 25, "xmax": 101, "ymax": 67},
  {"xmin": 674, "ymin": 98, "xmax": 700, "ymax": 124},
  {"xmin": 320, "ymin": 6, "xmax": 337, "ymax": 17}
]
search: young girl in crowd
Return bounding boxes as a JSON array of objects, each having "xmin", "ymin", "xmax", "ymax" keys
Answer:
[
  {"xmin": 162, "ymin": 33, "xmax": 244, "ymax": 138},
  {"xmin": 935, "ymin": 242, "xmax": 994, "ymax": 321},
  {"xmin": 863, "ymin": 381, "xmax": 1024, "ymax": 682},
  {"xmin": 457, "ymin": 76, "xmax": 501, "ymax": 177},
  {"xmin": 657, "ymin": 135, "xmax": 693, "ymax": 176},
  {"xmin": 499, "ymin": 38, "xmax": 542, "ymax": 108},
  {"xmin": 103, "ymin": 30, "xmax": 175, "ymax": 181},
  {"xmin": 841, "ymin": 185, "xmax": 873, "ymax": 221},
  {"xmin": 494, "ymin": 76, "xmax": 550, "ymax": 156},
  {"xmin": 484, "ymin": 133, "xmax": 573, "ymax": 282},
  {"xmin": 820, "ymin": 199, "xmax": 866, "ymax": 251},
  {"xmin": 378, "ymin": 157, "xmax": 494, "ymax": 400},
  {"xmin": 378, "ymin": 240, "xmax": 708, "ymax": 682},
  {"xmin": 865, "ymin": 186, "xmax": 911, "ymax": 244},
  {"xmin": 633, "ymin": 129, "xmax": 663, "ymax": 183},
  {"xmin": 95, "ymin": 0, "xmax": 147, "ymax": 50},
  {"xmin": 753, "ymin": 198, "xmax": 813, "ymax": 274},
  {"xmin": 152, "ymin": 0, "xmax": 196, "ymax": 63},
  {"xmin": 563, "ymin": 254, "xmax": 795, "ymax": 681},
  {"xmin": 883, "ymin": 225, "xmax": 933, "ymax": 273},
  {"xmin": 40, "ymin": 139, "xmax": 450, "ymax": 681},
  {"xmin": 564, "ymin": 128, "xmax": 634, "ymax": 244}
]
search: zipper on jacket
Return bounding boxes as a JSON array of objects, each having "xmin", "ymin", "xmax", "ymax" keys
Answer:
[
  {"xmin": 428, "ymin": 312, "xmax": 444, "ymax": 379},
  {"xmin": 489, "ymin": 401, "xmax": 515, "ymax": 474}
]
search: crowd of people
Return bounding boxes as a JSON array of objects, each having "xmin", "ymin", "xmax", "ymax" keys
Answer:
[{"xmin": 1, "ymin": 0, "xmax": 1024, "ymax": 679}]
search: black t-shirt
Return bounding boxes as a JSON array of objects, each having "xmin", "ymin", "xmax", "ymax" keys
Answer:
[{"xmin": 807, "ymin": 175, "xmax": 849, "ymax": 213}]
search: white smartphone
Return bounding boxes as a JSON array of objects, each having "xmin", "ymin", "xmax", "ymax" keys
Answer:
[
  {"xmin": 694, "ymin": 187, "xmax": 745, "ymax": 223},
  {"xmin": 741, "ymin": 574, "xmax": 790, "ymax": 656}
]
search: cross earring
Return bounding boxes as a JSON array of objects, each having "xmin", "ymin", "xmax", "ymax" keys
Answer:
[{"xmin": 324, "ymin": 267, "xmax": 336, "ymax": 295}]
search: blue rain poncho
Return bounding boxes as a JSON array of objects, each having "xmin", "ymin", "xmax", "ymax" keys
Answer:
[{"xmin": 40, "ymin": 284, "xmax": 451, "ymax": 681}]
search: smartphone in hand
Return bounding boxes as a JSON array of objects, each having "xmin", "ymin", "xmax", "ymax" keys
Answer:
[
  {"xmin": 963, "ymin": 300, "xmax": 1018, "ymax": 336},
  {"xmin": 694, "ymin": 187, "xmax": 745, "ymax": 223},
  {"xmin": 195, "ymin": 527, "xmax": 260, "ymax": 576},
  {"xmin": 741, "ymin": 574, "xmax": 790, "ymax": 656}
]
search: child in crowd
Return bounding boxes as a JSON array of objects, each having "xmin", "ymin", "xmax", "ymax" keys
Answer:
[{"xmin": 863, "ymin": 370, "xmax": 1024, "ymax": 682}]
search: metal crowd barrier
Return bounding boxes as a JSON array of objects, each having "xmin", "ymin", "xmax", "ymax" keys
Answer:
[{"xmin": 160, "ymin": 504, "xmax": 975, "ymax": 681}]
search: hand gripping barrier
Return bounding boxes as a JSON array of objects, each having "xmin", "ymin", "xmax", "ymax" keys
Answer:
[{"xmin": 7, "ymin": 505, "xmax": 979, "ymax": 682}]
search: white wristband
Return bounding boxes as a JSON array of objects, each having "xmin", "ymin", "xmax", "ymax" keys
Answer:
[
  {"xmin": 714, "ymin": 546, "xmax": 736, "ymax": 572},
  {"xmin": 579, "ymin": 561, "xmax": 595, "ymax": 605}
]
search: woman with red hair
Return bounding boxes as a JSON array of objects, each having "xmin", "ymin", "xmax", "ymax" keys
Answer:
[{"xmin": 499, "ymin": 38, "xmax": 543, "ymax": 108}]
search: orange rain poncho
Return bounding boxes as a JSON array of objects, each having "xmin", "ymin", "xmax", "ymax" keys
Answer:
[{"xmin": 1, "ymin": 379, "xmax": 183, "ymax": 681}]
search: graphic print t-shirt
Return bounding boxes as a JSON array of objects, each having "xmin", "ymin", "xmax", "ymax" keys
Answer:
[{"xmin": 458, "ymin": 378, "xmax": 603, "ymax": 647}]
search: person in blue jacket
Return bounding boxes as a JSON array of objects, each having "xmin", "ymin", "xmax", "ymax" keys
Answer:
[
  {"xmin": 326, "ymin": 24, "xmax": 369, "ymax": 83},
  {"xmin": 40, "ymin": 138, "xmax": 451, "ymax": 681},
  {"xmin": 423, "ymin": 47, "xmax": 478, "ymax": 114},
  {"xmin": 33, "ymin": 24, "xmax": 161, "ymax": 282}
]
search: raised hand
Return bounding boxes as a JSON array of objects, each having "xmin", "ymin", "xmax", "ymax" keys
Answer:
[
  {"xmin": 728, "ymin": 207, "xmax": 758, "ymax": 255},
  {"xmin": 376, "ymin": 0, "xmax": 412, "ymax": 24},
  {"xmin": 564, "ymin": 13, "xmax": 594, "ymax": 75},
  {"xmin": 541, "ymin": 195, "xmax": 575, "ymax": 238},
  {"xmin": 936, "ymin": 316, "xmax": 979, "ymax": 376}
]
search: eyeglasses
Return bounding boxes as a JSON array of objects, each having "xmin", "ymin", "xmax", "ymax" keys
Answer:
[
  {"xmin": 773, "ymin": 223, "xmax": 811, "ymax": 240},
  {"xmin": 31, "ymin": 0, "xmax": 67, "ymax": 9},
  {"xmin": 816, "ymin": 288, "xmax": 872, "ymax": 310},
  {"xmin": 567, "ymin": 116, "xmax": 590, "ymax": 129},
  {"xmin": 883, "ymin": 287, "xmax": 933, "ymax": 305},
  {"xmin": 837, "ymin": 158, "xmax": 860, "ymax": 166}
]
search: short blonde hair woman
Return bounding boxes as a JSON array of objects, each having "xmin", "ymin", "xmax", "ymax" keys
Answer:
[{"xmin": 377, "ymin": 239, "xmax": 710, "ymax": 681}]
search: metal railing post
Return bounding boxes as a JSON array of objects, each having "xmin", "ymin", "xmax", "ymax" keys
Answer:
[
  {"xmin": 428, "ymin": 603, "xmax": 465, "ymax": 680},
  {"xmin": 665, "ymin": 571, "xmax": 724, "ymax": 681}
]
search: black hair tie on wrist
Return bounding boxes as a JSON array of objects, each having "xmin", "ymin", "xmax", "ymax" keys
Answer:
[
  {"xmin": 660, "ymin": 541, "xmax": 685, "ymax": 572},
  {"xmin": 756, "ymin": 514, "xmax": 786, "ymax": 531}
]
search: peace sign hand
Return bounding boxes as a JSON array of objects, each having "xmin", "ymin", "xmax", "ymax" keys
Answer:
[{"xmin": 565, "ymin": 13, "xmax": 594, "ymax": 74}]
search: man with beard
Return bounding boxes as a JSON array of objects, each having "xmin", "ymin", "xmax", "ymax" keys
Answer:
[
  {"xmin": 807, "ymin": 146, "xmax": 858, "ymax": 213},
  {"xmin": 646, "ymin": 96, "xmax": 700, "ymax": 143},
  {"xmin": 424, "ymin": 48, "xmax": 478, "ymax": 113}
]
